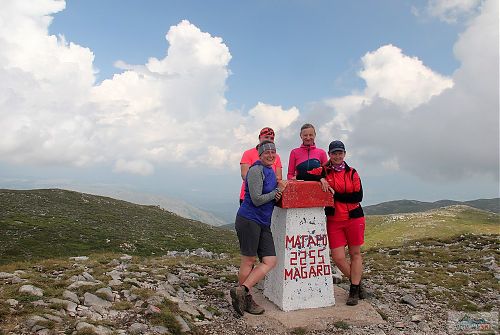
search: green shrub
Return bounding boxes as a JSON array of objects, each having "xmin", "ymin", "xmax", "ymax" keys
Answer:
[{"xmin": 334, "ymin": 321, "xmax": 349, "ymax": 330}]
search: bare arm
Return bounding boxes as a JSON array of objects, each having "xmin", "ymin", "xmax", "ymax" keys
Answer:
[
  {"xmin": 275, "ymin": 167, "xmax": 283, "ymax": 181},
  {"xmin": 240, "ymin": 163, "xmax": 250, "ymax": 181},
  {"xmin": 287, "ymin": 150, "xmax": 296, "ymax": 179}
]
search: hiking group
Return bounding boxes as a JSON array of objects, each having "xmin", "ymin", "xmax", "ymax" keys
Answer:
[{"xmin": 230, "ymin": 124, "xmax": 366, "ymax": 316}]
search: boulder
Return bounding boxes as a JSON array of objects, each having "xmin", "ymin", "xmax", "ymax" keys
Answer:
[
  {"xmin": 19, "ymin": 285, "xmax": 43, "ymax": 297},
  {"xmin": 83, "ymin": 292, "xmax": 112, "ymax": 308}
]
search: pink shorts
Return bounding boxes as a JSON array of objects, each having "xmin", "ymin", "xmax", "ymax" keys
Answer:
[{"xmin": 326, "ymin": 217, "xmax": 365, "ymax": 249}]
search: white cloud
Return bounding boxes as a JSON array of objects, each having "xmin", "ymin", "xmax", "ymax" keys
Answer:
[
  {"xmin": 320, "ymin": 95, "xmax": 370, "ymax": 140},
  {"xmin": 426, "ymin": 0, "xmax": 482, "ymax": 23},
  {"xmin": 317, "ymin": 44, "xmax": 453, "ymax": 146},
  {"xmin": 318, "ymin": 0, "xmax": 498, "ymax": 182},
  {"xmin": 359, "ymin": 45, "xmax": 454, "ymax": 111},
  {"xmin": 0, "ymin": 3, "xmax": 301, "ymax": 175},
  {"xmin": 0, "ymin": 0, "xmax": 99, "ymax": 167},
  {"xmin": 248, "ymin": 102, "xmax": 300, "ymax": 129}
]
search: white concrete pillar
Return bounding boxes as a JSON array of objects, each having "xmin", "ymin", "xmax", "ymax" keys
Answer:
[{"xmin": 263, "ymin": 181, "xmax": 335, "ymax": 311}]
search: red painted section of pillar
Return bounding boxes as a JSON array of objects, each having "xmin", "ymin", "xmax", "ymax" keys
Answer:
[{"xmin": 277, "ymin": 181, "xmax": 334, "ymax": 208}]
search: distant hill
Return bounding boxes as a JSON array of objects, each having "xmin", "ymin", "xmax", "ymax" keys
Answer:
[
  {"xmin": 0, "ymin": 181, "xmax": 230, "ymax": 226},
  {"xmin": 0, "ymin": 189, "xmax": 238, "ymax": 265},
  {"xmin": 64, "ymin": 185, "xmax": 230, "ymax": 227},
  {"xmin": 364, "ymin": 198, "xmax": 499, "ymax": 215},
  {"xmin": 220, "ymin": 200, "xmax": 500, "ymax": 232},
  {"xmin": 364, "ymin": 205, "xmax": 499, "ymax": 249}
]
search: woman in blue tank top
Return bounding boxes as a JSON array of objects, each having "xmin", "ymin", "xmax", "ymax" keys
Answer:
[{"xmin": 230, "ymin": 141, "xmax": 288, "ymax": 316}]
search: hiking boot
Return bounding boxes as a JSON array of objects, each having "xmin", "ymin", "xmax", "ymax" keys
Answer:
[
  {"xmin": 359, "ymin": 282, "xmax": 367, "ymax": 300},
  {"xmin": 245, "ymin": 294, "xmax": 265, "ymax": 315},
  {"xmin": 346, "ymin": 284, "xmax": 359, "ymax": 306},
  {"xmin": 230, "ymin": 286, "xmax": 246, "ymax": 316},
  {"xmin": 332, "ymin": 273, "xmax": 343, "ymax": 284}
]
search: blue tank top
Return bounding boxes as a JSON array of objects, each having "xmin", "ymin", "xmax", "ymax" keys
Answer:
[{"xmin": 237, "ymin": 161, "xmax": 277, "ymax": 226}]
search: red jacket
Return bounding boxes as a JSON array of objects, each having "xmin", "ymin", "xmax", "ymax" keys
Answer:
[{"xmin": 308, "ymin": 162, "xmax": 364, "ymax": 221}]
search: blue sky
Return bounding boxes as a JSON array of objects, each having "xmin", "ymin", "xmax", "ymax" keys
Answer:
[
  {"xmin": 0, "ymin": 0, "xmax": 498, "ymax": 223},
  {"xmin": 48, "ymin": 0, "xmax": 461, "ymax": 109}
]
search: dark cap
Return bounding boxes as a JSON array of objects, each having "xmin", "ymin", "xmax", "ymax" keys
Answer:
[{"xmin": 328, "ymin": 140, "xmax": 345, "ymax": 153}]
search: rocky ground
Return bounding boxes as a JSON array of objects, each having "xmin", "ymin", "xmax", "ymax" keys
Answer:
[{"xmin": 0, "ymin": 234, "xmax": 498, "ymax": 335}]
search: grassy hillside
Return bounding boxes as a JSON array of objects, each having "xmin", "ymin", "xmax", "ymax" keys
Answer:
[
  {"xmin": 0, "ymin": 189, "xmax": 238, "ymax": 265},
  {"xmin": 464, "ymin": 198, "xmax": 500, "ymax": 214},
  {"xmin": 364, "ymin": 198, "xmax": 499, "ymax": 215},
  {"xmin": 1, "ymin": 189, "xmax": 497, "ymax": 266},
  {"xmin": 364, "ymin": 205, "xmax": 499, "ymax": 249}
]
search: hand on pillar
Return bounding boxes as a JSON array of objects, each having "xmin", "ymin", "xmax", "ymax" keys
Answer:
[
  {"xmin": 275, "ymin": 191, "xmax": 282, "ymax": 201},
  {"xmin": 277, "ymin": 180, "xmax": 288, "ymax": 192},
  {"xmin": 275, "ymin": 180, "xmax": 288, "ymax": 201},
  {"xmin": 320, "ymin": 178, "xmax": 334, "ymax": 194}
]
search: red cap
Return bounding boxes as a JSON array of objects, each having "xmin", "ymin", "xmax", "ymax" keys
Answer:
[{"xmin": 259, "ymin": 127, "xmax": 275, "ymax": 139}]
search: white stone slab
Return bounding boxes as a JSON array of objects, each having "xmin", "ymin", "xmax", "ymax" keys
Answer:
[{"xmin": 264, "ymin": 207, "xmax": 335, "ymax": 311}]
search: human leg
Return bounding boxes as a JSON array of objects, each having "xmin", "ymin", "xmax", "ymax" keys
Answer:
[
  {"xmin": 233, "ymin": 218, "xmax": 276, "ymax": 315},
  {"xmin": 330, "ymin": 246, "xmax": 351, "ymax": 278},
  {"xmin": 243, "ymin": 225, "xmax": 277, "ymax": 314},
  {"xmin": 327, "ymin": 219, "xmax": 351, "ymax": 279},
  {"xmin": 243, "ymin": 224, "xmax": 277, "ymax": 288},
  {"xmin": 242, "ymin": 255, "xmax": 277, "ymax": 289},
  {"xmin": 238, "ymin": 256, "xmax": 256, "ymax": 285},
  {"xmin": 344, "ymin": 216, "xmax": 365, "ymax": 305},
  {"xmin": 345, "ymin": 217, "xmax": 366, "ymax": 299},
  {"xmin": 239, "ymin": 255, "xmax": 276, "ymax": 315},
  {"xmin": 348, "ymin": 245, "xmax": 362, "ymax": 284},
  {"xmin": 232, "ymin": 216, "xmax": 261, "ymax": 315},
  {"xmin": 343, "ymin": 245, "xmax": 362, "ymax": 306}
]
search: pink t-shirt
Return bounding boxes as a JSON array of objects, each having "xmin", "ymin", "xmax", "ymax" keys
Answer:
[{"xmin": 239, "ymin": 147, "xmax": 282, "ymax": 200}]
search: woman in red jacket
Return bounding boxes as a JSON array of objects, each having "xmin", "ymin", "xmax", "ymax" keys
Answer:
[{"xmin": 308, "ymin": 140, "xmax": 366, "ymax": 306}]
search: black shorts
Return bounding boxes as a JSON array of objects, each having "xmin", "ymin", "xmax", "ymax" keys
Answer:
[{"xmin": 235, "ymin": 215, "xmax": 276, "ymax": 259}]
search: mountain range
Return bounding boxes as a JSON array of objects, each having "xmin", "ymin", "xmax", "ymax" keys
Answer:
[{"xmin": 363, "ymin": 198, "xmax": 499, "ymax": 215}]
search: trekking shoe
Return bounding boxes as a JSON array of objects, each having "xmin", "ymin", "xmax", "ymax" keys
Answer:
[
  {"xmin": 346, "ymin": 284, "xmax": 359, "ymax": 306},
  {"xmin": 245, "ymin": 294, "xmax": 265, "ymax": 315},
  {"xmin": 332, "ymin": 273, "xmax": 343, "ymax": 284},
  {"xmin": 230, "ymin": 286, "xmax": 246, "ymax": 316},
  {"xmin": 358, "ymin": 282, "xmax": 367, "ymax": 300}
]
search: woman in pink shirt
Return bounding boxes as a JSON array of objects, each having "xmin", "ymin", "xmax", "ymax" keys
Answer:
[
  {"xmin": 287, "ymin": 123, "xmax": 327, "ymax": 180},
  {"xmin": 239, "ymin": 127, "xmax": 282, "ymax": 204}
]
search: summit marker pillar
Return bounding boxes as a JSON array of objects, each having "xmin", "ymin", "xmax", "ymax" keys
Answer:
[{"xmin": 264, "ymin": 181, "xmax": 335, "ymax": 311}]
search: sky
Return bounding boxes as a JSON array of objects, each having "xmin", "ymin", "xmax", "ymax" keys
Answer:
[{"xmin": 0, "ymin": 0, "xmax": 498, "ymax": 222}]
